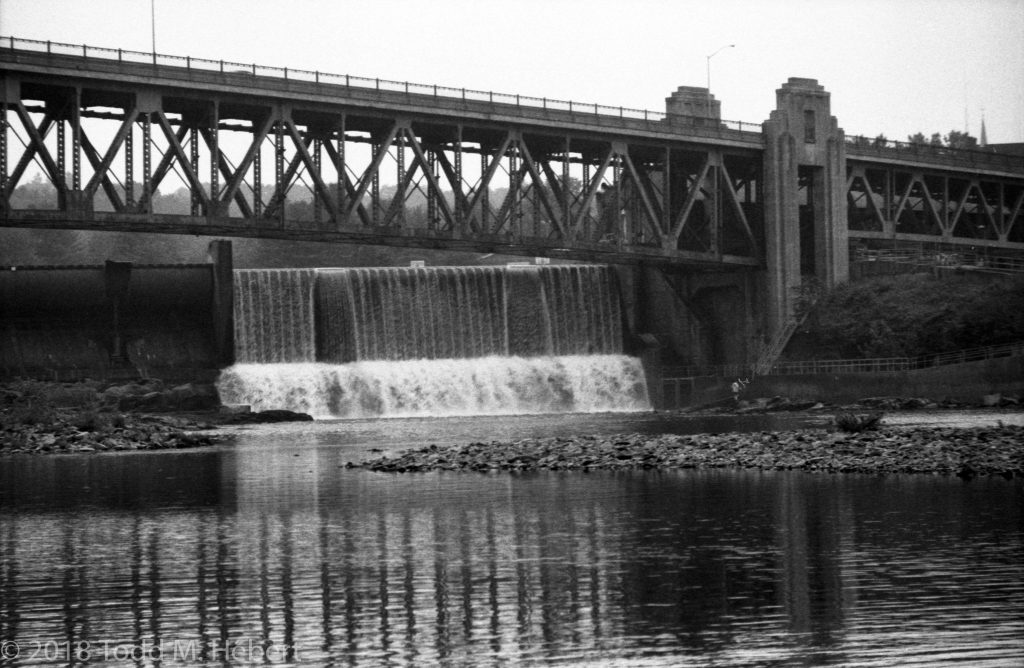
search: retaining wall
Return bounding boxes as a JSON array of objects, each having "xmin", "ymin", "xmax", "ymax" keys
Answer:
[
  {"xmin": 1, "ymin": 264, "xmax": 218, "ymax": 382},
  {"xmin": 744, "ymin": 355, "xmax": 1024, "ymax": 405}
]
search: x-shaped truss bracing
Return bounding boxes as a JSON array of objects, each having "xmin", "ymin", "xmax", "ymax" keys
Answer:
[
  {"xmin": 1, "ymin": 88, "xmax": 765, "ymax": 264},
  {"xmin": 846, "ymin": 164, "xmax": 1024, "ymax": 243}
]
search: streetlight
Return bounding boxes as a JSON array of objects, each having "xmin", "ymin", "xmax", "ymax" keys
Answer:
[
  {"xmin": 151, "ymin": 0, "xmax": 158, "ymax": 63},
  {"xmin": 706, "ymin": 44, "xmax": 735, "ymax": 115}
]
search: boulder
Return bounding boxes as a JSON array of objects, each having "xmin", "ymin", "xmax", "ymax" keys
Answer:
[
  {"xmin": 168, "ymin": 383, "xmax": 219, "ymax": 411},
  {"xmin": 225, "ymin": 409, "xmax": 314, "ymax": 424}
]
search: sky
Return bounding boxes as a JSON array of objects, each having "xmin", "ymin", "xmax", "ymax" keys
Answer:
[{"xmin": 1, "ymin": 0, "xmax": 1023, "ymax": 144}]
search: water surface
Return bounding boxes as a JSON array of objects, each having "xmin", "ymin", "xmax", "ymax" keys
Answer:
[{"xmin": 1, "ymin": 411, "xmax": 1021, "ymax": 666}]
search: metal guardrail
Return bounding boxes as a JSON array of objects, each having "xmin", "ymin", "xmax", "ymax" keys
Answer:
[
  {"xmin": 662, "ymin": 340, "xmax": 1024, "ymax": 382},
  {"xmin": 5, "ymin": 36, "xmax": 1021, "ymax": 169},
  {"xmin": 853, "ymin": 247, "xmax": 1024, "ymax": 274},
  {"xmin": 0, "ymin": 35, "xmax": 764, "ymax": 134}
]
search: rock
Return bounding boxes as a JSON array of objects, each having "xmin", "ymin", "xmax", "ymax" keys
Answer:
[
  {"xmin": 224, "ymin": 409, "xmax": 313, "ymax": 424},
  {"xmin": 982, "ymin": 393, "xmax": 1002, "ymax": 407},
  {"xmin": 350, "ymin": 425, "xmax": 1024, "ymax": 478},
  {"xmin": 168, "ymin": 383, "xmax": 219, "ymax": 411},
  {"xmin": 136, "ymin": 391, "xmax": 167, "ymax": 410}
]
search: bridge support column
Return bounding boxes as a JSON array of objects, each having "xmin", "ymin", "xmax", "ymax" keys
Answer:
[
  {"xmin": 763, "ymin": 78, "xmax": 848, "ymax": 335},
  {"xmin": 208, "ymin": 239, "xmax": 234, "ymax": 366}
]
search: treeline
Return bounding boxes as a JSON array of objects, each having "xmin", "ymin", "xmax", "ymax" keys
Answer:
[
  {"xmin": 794, "ymin": 274, "xmax": 1024, "ymax": 359},
  {"xmin": 849, "ymin": 130, "xmax": 980, "ymax": 150}
]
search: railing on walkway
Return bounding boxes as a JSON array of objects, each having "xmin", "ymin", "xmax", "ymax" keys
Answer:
[
  {"xmin": 0, "ymin": 35, "xmax": 763, "ymax": 134},
  {"xmin": 662, "ymin": 340, "xmax": 1024, "ymax": 386},
  {"xmin": 852, "ymin": 243, "xmax": 1024, "ymax": 275}
]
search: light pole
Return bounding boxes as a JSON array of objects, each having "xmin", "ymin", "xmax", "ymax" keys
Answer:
[
  {"xmin": 706, "ymin": 44, "xmax": 735, "ymax": 116},
  {"xmin": 150, "ymin": 0, "xmax": 157, "ymax": 63}
]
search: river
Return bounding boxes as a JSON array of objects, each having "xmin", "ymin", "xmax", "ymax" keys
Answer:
[{"xmin": 1, "ymin": 410, "xmax": 1022, "ymax": 666}]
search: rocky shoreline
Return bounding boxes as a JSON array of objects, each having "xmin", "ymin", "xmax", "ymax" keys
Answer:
[
  {"xmin": 4, "ymin": 379, "xmax": 1023, "ymax": 472},
  {"xmin": 0, "ymin": 410, "xmax": 223, "ymax": 454},
  {"xmin": 0, "ymin": 379, "xmax": 312, "ymax": 455},
  {"xmin": 353, "ymin": 423, "xmax": 1024, "ymax": 478}
]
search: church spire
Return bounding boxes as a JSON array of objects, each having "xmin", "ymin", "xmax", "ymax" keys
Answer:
[{"xmin": 980, "ymin": 109, "xmax": 988, "ymax": 147}]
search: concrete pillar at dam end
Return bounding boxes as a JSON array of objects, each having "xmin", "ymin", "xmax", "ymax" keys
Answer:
[{"xmin": 208, "ymin": 239, "xmax": 234, "ymax": 366}]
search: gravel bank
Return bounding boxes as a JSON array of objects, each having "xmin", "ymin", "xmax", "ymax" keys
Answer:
[
  {"xmin": 0, "ymin": 410, "xmax": 222, "ymax": 454},
  {"xmin": 354, "ymin": 424, "xmax": 1024, "ymax": 478}
]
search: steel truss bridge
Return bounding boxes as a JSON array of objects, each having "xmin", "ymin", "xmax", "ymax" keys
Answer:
[{"xmin": 2, "ymin": 36, "xmax": 1023, "ymax": 271}]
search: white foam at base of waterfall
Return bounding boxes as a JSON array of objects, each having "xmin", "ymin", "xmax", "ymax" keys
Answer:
[{"xmin": 217, "ymin": 354, "xmax": 651, "ymax": 419}]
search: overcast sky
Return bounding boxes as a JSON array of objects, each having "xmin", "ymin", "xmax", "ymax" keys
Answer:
[{"xmin": 2, "ymin": 0, "xmax": 1022, "ymax": 144}]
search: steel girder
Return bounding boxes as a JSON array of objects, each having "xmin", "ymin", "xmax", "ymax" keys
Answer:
[
  {"xmin": 847, "ymin": 162, "xmax": 1024, "ymax": 246},
  {"xmin": 0, "ymin": 78, "xmax": 763, "ymax": 268}
]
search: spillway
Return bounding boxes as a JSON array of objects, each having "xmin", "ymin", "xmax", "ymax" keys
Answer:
[{"xmin": 217, "ymin": 264, "xmax": 650, "ymax": 418}]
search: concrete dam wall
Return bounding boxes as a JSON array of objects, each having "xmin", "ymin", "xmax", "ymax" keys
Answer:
[{"xmin": 1, "ymin": 263, "xmax": 219, "ymax": 382}]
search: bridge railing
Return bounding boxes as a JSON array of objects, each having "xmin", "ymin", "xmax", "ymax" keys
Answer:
[
  {"xmin": 852, "ymin": 241, "xmax": 1024, "ymax": 275},
  {"xmin": 846, "ymin": 134, "xmax": 1023, "ymax": 172},
  {"xmin": 662, "ymin": 340, "xmax": 1024, "ymax": 383},
  {"xmin": 0, "ymin": 35, "xmax": 763, "ymax": 135}
]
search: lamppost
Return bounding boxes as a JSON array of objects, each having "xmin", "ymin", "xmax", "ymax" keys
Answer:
[
  {"xmin": 706, "ymin": 44, "xmax": 735, "ymax": 116},
  {"xmin": 151, "ymin": 0, "xmax": 157, "ymax": 63}
]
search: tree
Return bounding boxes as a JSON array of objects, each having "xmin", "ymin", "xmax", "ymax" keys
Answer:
[
  {"xmin": 907, "ymin": 132, "xmax": 942, "ymax": 146},
  {"xmin": 943, "ymin": 130, "xmax": 978, "ymax": 150},
  {"xmin": 905, "ymin": 130, "xmax": 978, "ymax": 150}
]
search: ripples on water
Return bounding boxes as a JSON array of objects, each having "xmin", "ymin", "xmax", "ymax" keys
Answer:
[{"xmin": 1, "ymin": 413, "xmax": 1022, "ymax": 666}]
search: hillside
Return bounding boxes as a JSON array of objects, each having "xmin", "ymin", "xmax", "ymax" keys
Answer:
[{"xmin": 790, "ymin": 274, "xmax": 1024, "ymax": 360}]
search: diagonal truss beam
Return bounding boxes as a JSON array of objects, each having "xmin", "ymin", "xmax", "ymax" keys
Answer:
[
  {"xmin": 1006, "ymin": 189, "xmax": 1024, "ymax": 239},
  {"xmin": 517, "ymin": 140, "xmax": 564, "ymax": 238},
  {"xmin": 283, "ymin": 120, "xmax": 339, "ymax": 221},
  {"xmin": 344, "ymin": 123, "xmax": 400, "ymax": 224},
  {"xmin": 214, "ymin": 115, "xmax": 273, "ymax": 215},
  {"xmin": 572, "ymin": 149, "xmax": 614, "ymax": 230},
  {"xmin": 492, "ymin": 159, "xmax": 531, "ymax": 234},
  {"xmin": 12, "ymin": 105, "xmax": 65, "ymax": 196},
  {"xmin": 321, "ymin": 139, "xmax": 372, "ymax": 226},
  {"xmin": 382, "ymin": 137, "xmax": 425, "ymax": 226},
  {"xmin": 620, "ymin": 152, "xmax": 665, "ymax": 245},
  {"xmin": 719, "ymin": 162, "xmax": 758, "ymax": 253},
  {"xmin": 847, "ymin": 173, "xmax": 887, "ymax": 229},
  {"xmin": 198, "ymin": 126, "xmax": 254, "ymax": 218},
  {"xmin": 947, "ymin": 179, "xmax": 974, "ymax": 233},
  {"xmin": 153, "ymin": 112, "xmax": 210, "ymax": 213},
  {"xmin": 83, "ymin": 109, "xmax": 137, "ymax": 206},
  {"xmin": 433, "ymin": 149, "xmax": 469, "ymax": 231},
  {"xmin": 147, "ymin": 119, "xmax": 189, "ymax": 201},
  {"xmin": 6, "ymin": 114, "xmax": 56, "ymax": 199},
  {"xmin": 950, "ymin": 181, "xmax": 996, "ymax": 234},
  {"xmin": 263, "ymin": 129, "xmax": 312, "ymax": 220},
  {"xmin": 893, "ymin": 174, "xmax": 942, "ymax": 231},
  {"xmin": 670, "ymin": 160, "xmax": 711, "ymax": 244},
  {"xmin": 80, "ymin": 128, "xmax": 126, "ymax": 211},
  {"xmin": 466, "ymin": 132, "xmax": 514, "ymax": 222},
  {"xmin": 402, "ymin": 129, "xmax": 455, "ymax": 227}
]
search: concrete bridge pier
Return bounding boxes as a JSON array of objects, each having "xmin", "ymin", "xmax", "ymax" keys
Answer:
[
  {"xmin": 763, "ymin": 78, "xmax": 849, "ymax": 334},
  {"xmin": 631, "ymin": 80, "xmax": 851, "ymax": 373}
]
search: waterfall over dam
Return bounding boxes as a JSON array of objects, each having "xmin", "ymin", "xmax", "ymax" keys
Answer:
[{"xmin": 217, "ymin": 265, "xmax": 650, "ymax": 418}]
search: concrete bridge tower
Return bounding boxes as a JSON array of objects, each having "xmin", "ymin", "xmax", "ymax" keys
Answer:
[{"xmin": 763, "ymin": 78, "xmax": 848, "ymax": 334}]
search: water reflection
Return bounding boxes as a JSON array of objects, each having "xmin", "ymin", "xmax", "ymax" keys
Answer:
[{"xmin": 1, "ymin": 444, "xmax": 1022, "ymax": 666}]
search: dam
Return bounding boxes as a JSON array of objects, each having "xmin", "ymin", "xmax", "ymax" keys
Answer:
[{"xmin": 216, "ymin": 264, "xmax": 651, "ymax": 418}]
